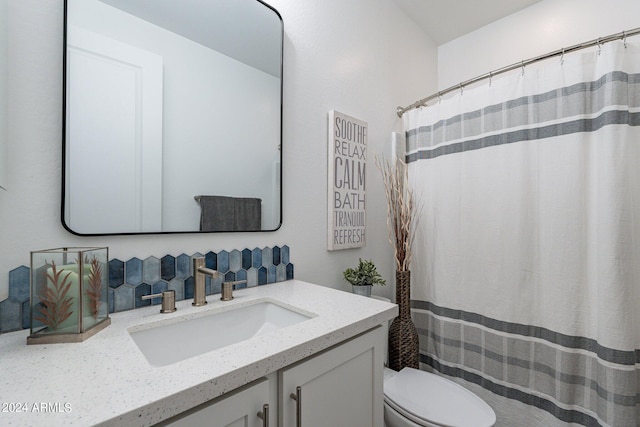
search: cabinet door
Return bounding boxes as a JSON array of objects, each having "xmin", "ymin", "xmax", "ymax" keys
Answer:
[
  {"xmin": 158, "ymin": 377, "xmax": 271, "ymax": 427},
  {"xmin": 280, "ymin": 326, "xmax": 384, "ymax": 427}
]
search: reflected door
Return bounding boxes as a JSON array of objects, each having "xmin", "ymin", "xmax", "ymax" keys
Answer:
[{"xmin": 65, "ymin": 26, "xmax": 163, "ymax": 233}]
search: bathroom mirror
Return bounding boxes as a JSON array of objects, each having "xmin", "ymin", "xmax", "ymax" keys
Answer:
[{"xmin": 62, "ymin": 0, "xmax": 282, "ymax": 235}]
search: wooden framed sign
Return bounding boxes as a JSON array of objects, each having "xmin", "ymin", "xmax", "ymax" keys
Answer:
[{"xmin": 328, "ymin": 110, "xmax": 367, "ymax": 250}]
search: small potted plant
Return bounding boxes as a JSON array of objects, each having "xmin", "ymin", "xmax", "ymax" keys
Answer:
[{"xmin": 343, "ymin": 258, "xmax": 386, "ymax": 297}]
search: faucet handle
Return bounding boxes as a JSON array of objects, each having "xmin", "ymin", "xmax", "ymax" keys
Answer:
[
  {"xmin": 141, "ymin": 290, "xmax": 177, "ymax": 313},
  {"xmin": 221, "ymin": 280, "xmax": 246, "ymax": 301}
]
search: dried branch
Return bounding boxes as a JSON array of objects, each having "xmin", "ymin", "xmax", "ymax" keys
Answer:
[{"xmin": 375, "ymin": 156, "xmax": 422, "ymax": 271}]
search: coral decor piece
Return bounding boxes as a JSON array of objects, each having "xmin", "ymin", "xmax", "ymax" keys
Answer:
[
  {"xmin": 86, "ymin": 256, "xmax": 103, "ymax": 320},
  {"xmin": 34, "ymin": 261, "xmax": 74, "ymax": 330}
]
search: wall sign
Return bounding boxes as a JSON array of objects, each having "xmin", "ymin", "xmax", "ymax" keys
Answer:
[{"xmin": 328, "ymin": 110, "xmax": 367, "ymax": 250}]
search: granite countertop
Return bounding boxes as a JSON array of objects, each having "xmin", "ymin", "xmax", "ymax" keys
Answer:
[{"xmin": 0, "ymin": 280, "xmax": 397, "ymax": 426}]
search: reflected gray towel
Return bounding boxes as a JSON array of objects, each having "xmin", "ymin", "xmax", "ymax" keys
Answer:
[{"xmin": 198, "ymin": 196, "xmax": 261, "ymax": 231}]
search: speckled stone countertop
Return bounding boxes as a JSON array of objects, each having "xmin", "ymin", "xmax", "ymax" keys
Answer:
[{"xmin": 0, "ymin": 280, "xmax": 397, "ymax": 426}]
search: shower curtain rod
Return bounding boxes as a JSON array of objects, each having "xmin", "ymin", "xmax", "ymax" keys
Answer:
[{"xmin": 396, "ymin": 26, "xmax": 640, "ymax": 117}]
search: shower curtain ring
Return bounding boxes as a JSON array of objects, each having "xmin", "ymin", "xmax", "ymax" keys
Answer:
[
  {"xmin": 437, "ymin": 92, "xmax": 442, "ymax": 103},
  {"xmin": 623, "ymin": 31, "xmax": 628, "ymax": 48},
  {"xmin": 459, "ymin": 84, "xmax": 464, "ymax": 96},
  {"xmin": 597, "ymin": 38, "xmax": 603, "ymax": 55},
  {"xmin": 560, "ymin": 48, "xmax": 565, "ymax": 65},
  {"xmin": 489, "ymin": 71, "xmax": 493, "ymax": 86},
  {"xmin": 521, "ymin": 60, "xmax": 525, "ymax": 76}
]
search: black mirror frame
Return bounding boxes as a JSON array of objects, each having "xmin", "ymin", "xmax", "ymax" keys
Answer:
[{"xmin": 61, "ymin": 0, "xmax": 283, "ymax": 236}]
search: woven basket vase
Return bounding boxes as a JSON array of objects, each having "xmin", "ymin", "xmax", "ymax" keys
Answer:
[{"xmin": 388, "ymin": 270, "xmax": 420, "ymax": 370}]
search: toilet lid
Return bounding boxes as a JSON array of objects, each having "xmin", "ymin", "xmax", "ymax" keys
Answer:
[{"xmin": 384, "ymin": 368, "xmax": 496, "ymax": 427}]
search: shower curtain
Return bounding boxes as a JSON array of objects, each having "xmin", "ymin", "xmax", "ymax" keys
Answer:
[{"xmin": 404, "ymin": 40, "xmax": 640, "ymax": 426}]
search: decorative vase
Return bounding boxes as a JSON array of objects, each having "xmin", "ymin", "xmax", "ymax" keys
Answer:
[
  {"xmin": 352, "ymin": 284, "xmax": 373, "ymax": 297},
  {"xmin": 388, "ymin": 270, "xmax": 419, "ymax": 370}
]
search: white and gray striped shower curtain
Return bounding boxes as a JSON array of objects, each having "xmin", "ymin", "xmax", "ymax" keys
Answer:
[{"xmin": 404, "ymin": 40, "xmax": 640, "ymax": 426}]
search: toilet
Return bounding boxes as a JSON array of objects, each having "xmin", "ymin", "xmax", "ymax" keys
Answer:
[{"xmin": 372, "ymin": 296, "xmax": 496, "ymax": 427}]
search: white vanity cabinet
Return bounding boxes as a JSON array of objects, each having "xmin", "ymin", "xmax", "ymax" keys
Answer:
[
  {"xmin": 157, "ymin": 377, "xmax": 274, "ymax": 427},
  {"xmin": 280, "ymin": 326, "xmax": 384, "ymax": 427},
  {"xmin": 155, "ymin": 326, "xmax": 384, "ymax": 427}
]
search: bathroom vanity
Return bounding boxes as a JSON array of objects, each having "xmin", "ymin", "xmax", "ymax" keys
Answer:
[
  {"xmin": 159, "ymin": 326, "xmax": 384, "ymax": 427},
  {"xmin": 0, "ymin": 280, "xmax": 397, "ymax": 426}
]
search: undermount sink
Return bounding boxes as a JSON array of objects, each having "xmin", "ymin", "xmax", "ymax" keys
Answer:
[{"xmin": 128, "ymin": 299, "xmax": 314, "ymax": 367}]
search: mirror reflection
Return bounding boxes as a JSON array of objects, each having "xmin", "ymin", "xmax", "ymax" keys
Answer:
[{"xmin": 63, "ymin": 0, "xmax": 282, "ymax": 234}]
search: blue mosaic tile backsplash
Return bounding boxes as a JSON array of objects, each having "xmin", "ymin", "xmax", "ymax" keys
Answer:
[{"xmin": 0, "ymin": 246, "xmax": 294, "ymax": 333}]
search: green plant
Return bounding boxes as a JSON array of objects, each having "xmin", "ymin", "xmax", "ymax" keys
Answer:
[{"xmin": 343, "ymin": 258, "xmax": 386, "ymax": 286}]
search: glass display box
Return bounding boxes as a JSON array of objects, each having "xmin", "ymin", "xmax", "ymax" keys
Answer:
[{"xmin": 28, "ymin": 247, "xmax": 110, "ymax": 344}]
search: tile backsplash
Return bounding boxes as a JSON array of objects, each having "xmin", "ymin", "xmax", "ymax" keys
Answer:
[{"xmin": 0, "ymin": 246, "xmax": 294, "ymax": 333}]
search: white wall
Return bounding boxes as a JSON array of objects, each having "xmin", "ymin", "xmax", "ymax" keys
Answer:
[
  {"xmin": 438, "ymin": 0, "xmax": 640, "ymax": 90},
  {"xmin": 0, "ymin": 0, "xmax": 437, "ymax": 300},
  {"xmin": 0, "ymin": 0, "xmax": 7, "ymax": 191}
]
